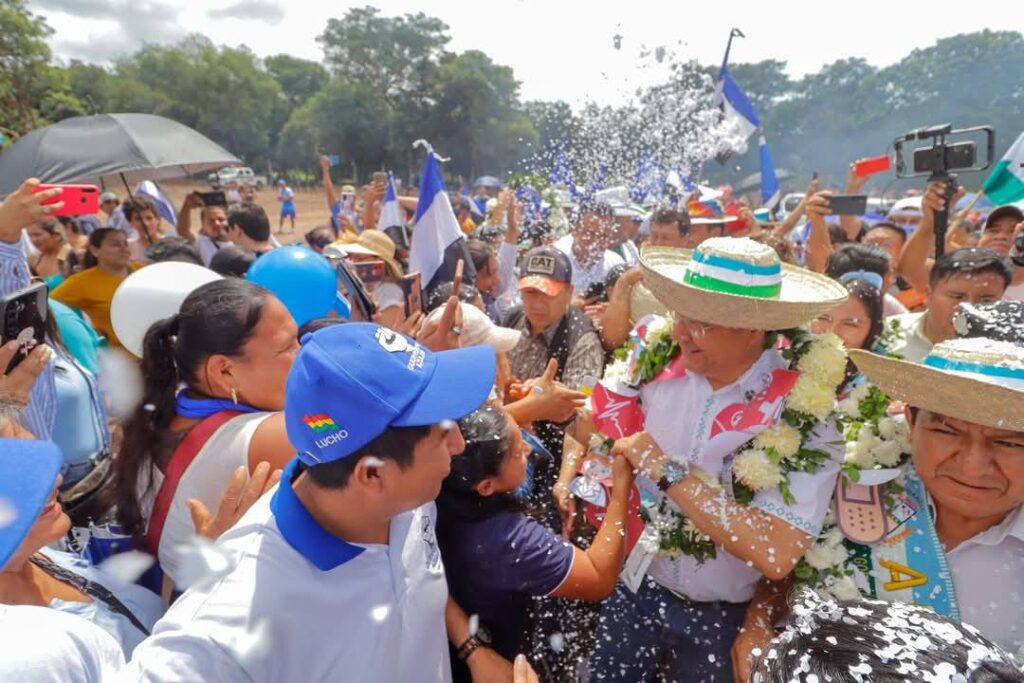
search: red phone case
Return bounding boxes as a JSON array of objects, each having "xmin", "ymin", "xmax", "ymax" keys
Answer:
[
  {"xmin": 854, "ymin": 155, "xmax": 891, "ymax": 177},
  {"xmin": 34, "ymin": 184, "xmax": 101, "ymax": 217}
]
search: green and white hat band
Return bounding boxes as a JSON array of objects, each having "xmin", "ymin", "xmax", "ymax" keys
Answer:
[
  {"xmin": 683, "ymin": 242, "xmax": 782, "ymax": 298},
  {"xmin": 923, "ymin": 338, "xmax": 1024, "ymax": 391}
]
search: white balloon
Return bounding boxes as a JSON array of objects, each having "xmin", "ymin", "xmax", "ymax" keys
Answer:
[{"xmin": 111, "ymin": 263, "xmax": 221, "ymax": 358}]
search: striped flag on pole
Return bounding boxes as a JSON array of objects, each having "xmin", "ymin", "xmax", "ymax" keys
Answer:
[{"xmin": 409, "ymin": 144, "xmax": 476, "ymax": 292}]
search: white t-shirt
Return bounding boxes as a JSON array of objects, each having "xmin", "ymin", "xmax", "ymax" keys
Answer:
[
  {"xmin": 0, "ymin": 604, "xmax": 125, "ymax": 682},
  {"xmin": 554, "ymin": 234, "xmax": 625, "ymax": 294},
  {"xmin": 197, "ymin": 233, "xmax": 232, "ymax": 267},
  {"xmin": 374, "ymin": 281, "xmax": 404, "ymax": 311},
  {"xmin": 127, "ymin": 459, "xmax": 452, "ymax": 683},
  {"xmin": 141, "ymin": 412, "xmax": 272, "ymax": 584},
  {"xmin": 639, "ymin": 349, "xmax": 842, "ymax": 603}
]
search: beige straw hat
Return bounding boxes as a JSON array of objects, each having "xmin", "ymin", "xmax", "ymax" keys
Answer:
[
  {"xmin": 637, "ymin": 238, "xmax": 848, "ymax": 330},
  {"xmin": 325, "ymin": 229, "xmax": 403, "ymax": 279},
  {"xmin": 850, "ymin": 337, "xmax": 1024, "ymax": 431}
]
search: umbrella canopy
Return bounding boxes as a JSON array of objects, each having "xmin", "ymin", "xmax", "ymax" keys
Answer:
[
  {"xmin": 0, "ymin": 113, "xmax": 240, "ymax": 196},
  {"xmin": 472, "ymin": 175, "xmax": 501, "ymax": 189},
  {"xmin": 735, "ymin": 168, "xmax": 793, "ymax": 194}
]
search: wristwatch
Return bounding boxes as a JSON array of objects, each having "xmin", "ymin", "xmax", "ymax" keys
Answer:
[
  {"xmin": 456, "ymin": 625, "xmax": 493, "ymax": 662},
  {"xmin": 657, "ymin": 459, "xmax": 689, "ymax": 492}
]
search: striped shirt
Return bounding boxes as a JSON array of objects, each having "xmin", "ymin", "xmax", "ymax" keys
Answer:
[{"xmin": 0, "ymin": 240, "xmax": 56, "ymax": 439}]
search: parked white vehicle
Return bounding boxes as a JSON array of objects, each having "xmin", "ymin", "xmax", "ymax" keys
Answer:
[{"xmin": 207, "ymin": 166, "xmax": 266, "ymax": 190}]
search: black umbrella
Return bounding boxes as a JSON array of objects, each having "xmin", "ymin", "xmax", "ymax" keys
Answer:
[
  {"xmin": 735, "ymin": 168, "xmax": 794, "ymax": 194},
  {"xmin": 0, "ymin": 113, "xmax": 240, "ymax": 196},
  {"xmin": 472, "ymin": 175, "xmax": 501, "ymax": 189}
]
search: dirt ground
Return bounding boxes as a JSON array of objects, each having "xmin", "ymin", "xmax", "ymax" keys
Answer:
[{"xmin": 160, "ymin": 180, "xmax": 331, "ymax": 244}]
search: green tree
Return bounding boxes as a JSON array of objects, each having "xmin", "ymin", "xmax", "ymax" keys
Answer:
[
  {"xmin": 264, "ymin": 54, "xmax": 328, "ymax": 110},
  {"xmin": 317, "ymin": 6, "xmax": 449, "ymax": 104},
  {"xmin": 0, "ymin": 0, "xmax": 84, "ymax": 136},
  {"xmin": 114, "ymin": 35, "xmax": 284, "ymax": 165},
  {"xmin": 428, "ymin": 50, "xmax": 537, "ymax": 177}
]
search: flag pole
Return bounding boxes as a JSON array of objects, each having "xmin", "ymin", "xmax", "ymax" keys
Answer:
[{"xmin": 721, "ymin": 28, "xmax": 746, "ymax": 72}]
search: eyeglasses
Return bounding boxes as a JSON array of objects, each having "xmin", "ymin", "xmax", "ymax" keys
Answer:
[{"xmin": 676, "ymin": 316, "xmax": 716, "ymax": 341}]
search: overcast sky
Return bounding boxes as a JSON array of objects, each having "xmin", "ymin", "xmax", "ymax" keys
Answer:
[{"xmin": 31, "ymin": 0, "xmax": 1024, "ymax": 108}]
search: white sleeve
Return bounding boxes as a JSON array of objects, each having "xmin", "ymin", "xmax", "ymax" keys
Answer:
[
  {"xmin": 750, "ymin": 417, "xmax": 844, "ymax": 536},
  {"xmin": 126, "ymin": 629, "xmax": 250, "ymax": 683},
  {"xmin": 374, "ymin": 281, "xmax": 404, "ymax": 311},
  {"xmin": 496, "ymin": 241, "xmax": 518, "ymax": 296},
  {"xmin": 0, "ymin": 605, "xmax": 125, "ymax": 683}
]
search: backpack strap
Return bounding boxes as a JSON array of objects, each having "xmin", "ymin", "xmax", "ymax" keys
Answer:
[{"xmin": 144, "ymin": 411, "xmax": 241, "ymax": 556}]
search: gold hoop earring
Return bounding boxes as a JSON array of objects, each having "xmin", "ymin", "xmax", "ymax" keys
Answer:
[{"xmin": 231, "ymin": 387, "xmax": 238, "ymax": 405}]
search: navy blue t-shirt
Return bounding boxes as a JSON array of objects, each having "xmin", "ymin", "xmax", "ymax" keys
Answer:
[{"xmin": 437, "ymin": 510, "xmax": 574, "ymax": 677}]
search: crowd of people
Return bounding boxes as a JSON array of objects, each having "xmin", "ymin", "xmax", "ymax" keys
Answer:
[{"xmin": 0, "ymin": 139, "xmax": 1022, "ymax": 683}]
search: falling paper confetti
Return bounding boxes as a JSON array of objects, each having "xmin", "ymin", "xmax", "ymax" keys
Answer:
[{"xmin": 97, "ymin": 550, "xmax": 156, "ymax": 585}]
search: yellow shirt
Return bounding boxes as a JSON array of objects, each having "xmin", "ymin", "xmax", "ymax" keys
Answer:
[{"xmin": 52, "ymin": 265, "xmax": 140, "ymax": 348}]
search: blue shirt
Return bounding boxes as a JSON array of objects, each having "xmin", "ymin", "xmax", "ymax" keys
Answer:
[
  {"xmin": 436, "ymin": 506, "xmax": 574, "ymax": 675},
  {"xmin": 40, "ymin": 547, "xmax": 164, "ymax": 658}
]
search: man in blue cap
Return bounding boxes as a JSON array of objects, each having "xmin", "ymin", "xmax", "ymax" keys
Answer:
[
  {"xmin": 0, "ymin": 438, "xmax": 128, "ymax": 681},
  {"xmin": 128, "ymin": 323, "xmax": 496, "ymax": 682}
]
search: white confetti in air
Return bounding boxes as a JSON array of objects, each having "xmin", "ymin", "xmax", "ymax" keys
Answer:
[
  {"xmin": 370, "ymin": 604, "xmax": 391, "ymax": 622},
  {"xmin": 0, "ymin": 498, "xmax": 17, "ymax": 528},
  {"xmin": 549, "ymin": 632, "xmax": 565, "ymax": 653},
  {"xmin": 468, "ymin": 614, "xmax": 479, "ymax": 637},
  {"xmin": 440, "ymin": 419, "xmax": 456, "ymax": 432},
  {"xmin": 362, "ymin": 456, "xmax": 385, "ymax": 469},
  {"xmin": 171, "ymin": 536, "xmax": 235, "ymax": 591},
  {"xmin": 97, "ymin": 551, "xmax": 155, "ymax": 585},
  {"xmin": 96, "ymin": 348, "xmax": 143, "ymax": 419}
]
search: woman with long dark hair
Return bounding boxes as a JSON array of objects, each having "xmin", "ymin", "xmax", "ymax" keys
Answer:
[
  {"xmin": 810, "ymin": 277, "xmax": 885, "ymax": 387},
  {"xmin": 436, "ymin": 405, "xmax": 635, "ymax": 681},
  {"xmin": 105, "ymin": 278, "xmax": 297, "ymax": 590}
]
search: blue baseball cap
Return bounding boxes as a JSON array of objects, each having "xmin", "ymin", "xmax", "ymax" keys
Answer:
[
  {"xmin": 0, "ymin": 440, "xmax": 63, "ymax": 570},
  {"xmin": 285, "ymin": 323, "xmax": 497, "ymax": 465}
]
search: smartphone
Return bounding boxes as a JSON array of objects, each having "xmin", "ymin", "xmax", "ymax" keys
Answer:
[
  {"xmin": 198, "ymin": 191, "xmax": 227, "ymax": 207},
  {"xmin": 400, "ymin": 272, "xmax": 422, "ymax": 318},
  {"xmin": 812, "ymin": 170, "xmax": 820, "ymax": 182},
  {"xmin": 352, "ymin": 259, "xmax": 386, "ymax": 284},
  {"xmin": 328, "ymin": 154, "xmax": 341, "ymax": 167},
  {"xmin": 854, "ymin": 154, "xmax": 891, "ymax": 178},
  {"xmin": 0, "ymin": 282, "xmax": 48, "ymax": 374},
  {"xmin": 34, "ymin": 184, "xmax": 99, "ymax": 217},
  {"xmin": 372, "ymin": 171, "xmax": 388, "ymax": 186},
  {"xmin": 334, "ymin": 259, "xmax": 377, "ymax": 320},
  {"xmin": 827, "ymin": 194, "xmax": 869, "ymax": 216}
]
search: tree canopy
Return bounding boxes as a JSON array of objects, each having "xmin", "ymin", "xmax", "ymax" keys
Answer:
[{"xmin": 2, "ymin": 1, "xmax": 1022, "ymax": 192}]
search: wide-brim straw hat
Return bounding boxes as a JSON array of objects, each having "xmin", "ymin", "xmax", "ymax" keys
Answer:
[
  {"xmin": 637, "ymin": 240, "xmax": 848, "ymax": 330},
  {"xmin": 325, "ymin": 229, "xmax": 403, "ymax": 279},
  {"xmin": 850, "ymin": 337, "xmax": 1024, "ymax": 431}
]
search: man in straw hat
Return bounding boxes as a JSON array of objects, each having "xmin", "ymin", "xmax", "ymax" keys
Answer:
[
  {"xmin": 584, "ymin": 236, "xmax": 849, "ymax": 681},
  {"xmin": 839, "ymin": 300, "xmax": 1024, "ymax": 654}
]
